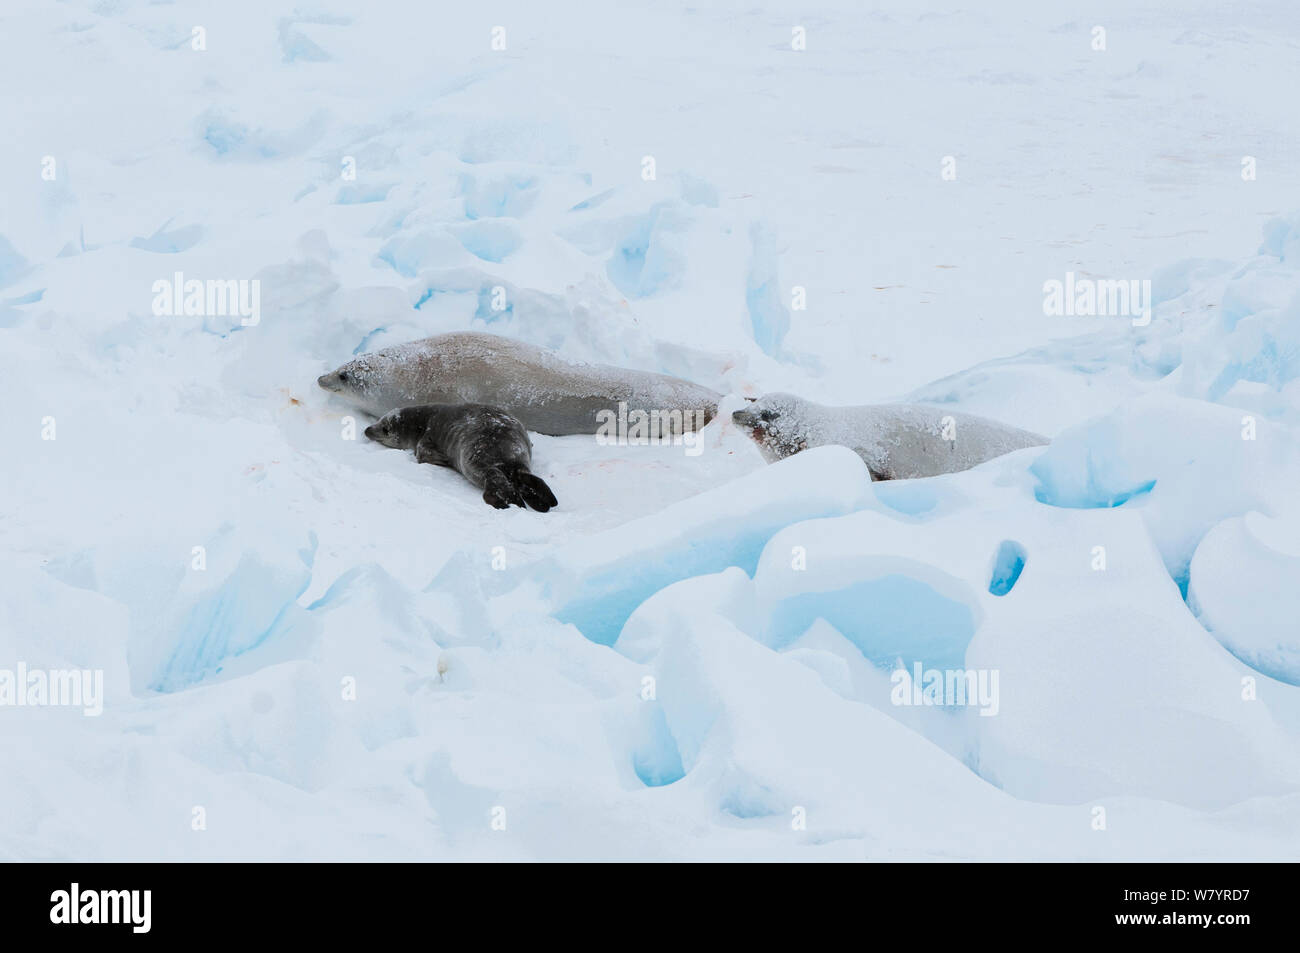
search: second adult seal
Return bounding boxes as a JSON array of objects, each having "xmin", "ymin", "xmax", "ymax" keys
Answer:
[{"xmin": 732, "ymin": 392, "xmax": 1047, "ymax": 480}]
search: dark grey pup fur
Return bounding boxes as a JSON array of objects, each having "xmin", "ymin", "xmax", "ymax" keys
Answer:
[{"xmin": 364, "ymin": 403, "xmax": 558, "ymax": 512}]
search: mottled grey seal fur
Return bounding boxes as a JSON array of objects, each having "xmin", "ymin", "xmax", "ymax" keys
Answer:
[
  {"xmin": 365, "ymin": 403, "xmax": 558, "ymax": 511},
  {"xmin": 732, "ymin": 393, "xmax": 1047, "ymax": 480},
  {"xmin": 320, "ymin": 332, "xmax": 721, "ymax": 437}
]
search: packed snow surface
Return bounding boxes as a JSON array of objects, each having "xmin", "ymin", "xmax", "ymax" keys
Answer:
[{"xmin": 3, "ymin": 0, "xmax": 1300, "ymax": 860}]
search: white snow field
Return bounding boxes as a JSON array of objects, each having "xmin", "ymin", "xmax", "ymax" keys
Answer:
[{"xmin": 2, "ymin": 0, "xmax": 1300, "ymax": 860}]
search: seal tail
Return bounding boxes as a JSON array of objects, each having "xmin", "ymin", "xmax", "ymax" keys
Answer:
[{"xmin": 482, "ymin": 467, "xmax": 558, "ymax": 513}]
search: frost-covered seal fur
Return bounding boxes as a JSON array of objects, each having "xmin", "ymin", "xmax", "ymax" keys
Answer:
[
  {"xmin": 732, "ymin": 393, "xmax": 1047, "ymax": 480},
  {"xmin": 320, "ymin": 332, "xmax": 721, "ymax": 437},
  {"xmin": 365, "ymin": 403, "xmax": 559, "ymax": 511}
]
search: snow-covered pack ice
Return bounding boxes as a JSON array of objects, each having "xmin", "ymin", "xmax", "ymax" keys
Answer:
[{"xmin": 3, "ymin": 0, "xmax": 1300, "ymax": 861}]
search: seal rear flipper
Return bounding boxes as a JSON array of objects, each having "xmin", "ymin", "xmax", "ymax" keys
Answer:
[
  {"xmin": 512, "ymin": 471, "xmax": 558, "ymax": 513},
  {"xmin": 482, "ymin": 469, "xmax": 526, "ymax": 510}
]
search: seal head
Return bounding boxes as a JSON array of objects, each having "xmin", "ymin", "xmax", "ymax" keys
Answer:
[
  {"xmin": 363, "ymin": 405, "xmax": 437, "ymax": 450},
  {"xmin": 318, "ymin": 352, "xmax": 420, "ymax": 417},
  {"xmin": 731, "ymin": 392, "xmax": 810, "ymax": 462}
]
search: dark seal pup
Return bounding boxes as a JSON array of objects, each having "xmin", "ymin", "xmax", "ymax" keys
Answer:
[{"xmin": 364, "ymin": 403, "xmax": 559, "ymax": 512}]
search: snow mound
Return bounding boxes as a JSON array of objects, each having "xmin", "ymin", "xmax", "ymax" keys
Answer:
[
  {"xmin": 523, "ymin": 445, "xmax": 872, "ymax": 645},
  {"xmin": 1189, "ymin": 512, "xmax": 1300, "ymax": 685},
  {"xmin": 1030, "ymin": 394, "xmax": 1299, "ymax": 591},
  {"xmin": 619, "ymin": 458, "xmax": 1300, "ymax": 809}
]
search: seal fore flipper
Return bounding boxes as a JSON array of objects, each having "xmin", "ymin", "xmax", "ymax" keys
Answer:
[{"xmin": 414, "ymin": 434, "xmax": 451, "ymax": 468}]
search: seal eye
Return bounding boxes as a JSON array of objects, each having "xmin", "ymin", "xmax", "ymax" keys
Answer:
[
  {"xmin": 339, "ymin": 371, "xmax": 349, "ymax": 382},
  {"xmin": 759, "ymin": 410, "xmax": 776, "ymax": 422}
]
